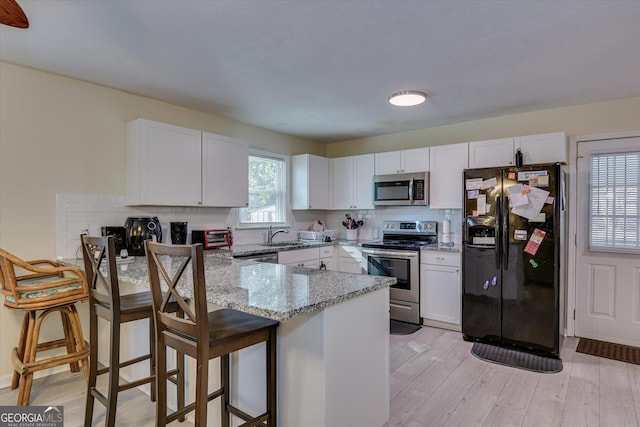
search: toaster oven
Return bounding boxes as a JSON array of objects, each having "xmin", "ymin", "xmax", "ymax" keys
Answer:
[{"xmin": 191, "ymin": 229, "xmax": 233, "ymax": 249}]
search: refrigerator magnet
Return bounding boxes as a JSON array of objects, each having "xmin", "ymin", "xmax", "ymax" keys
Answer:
[
  {"xmin": 545, "ymin": 196, "xmax": 554, "ymax": 204},
  {"xmin": 524, "ymin": 228, "xmax": 546, "ymax": 256},
  {"xmin": 537, "ymin": 175, "xmax": 550, "ymax": 187},
  {"xmin": 467, "ymin": 189, "xmax": 479, "ymax": 199},
  {"xmin": 529, "ymin": 259, "xmax": 539, "ymax": 268},
  {"xmin": 507, "ymin": 172, "xmax": 516, "ymax": 180},
  {"xmin": 514, "ymin": 230, "xmax": 527, "ymax": 240}
]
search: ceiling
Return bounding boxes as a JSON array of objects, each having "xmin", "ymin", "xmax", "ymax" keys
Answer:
[{"xmin": 1, "ymin": 1, "xmax": 640, "ymax": 142}]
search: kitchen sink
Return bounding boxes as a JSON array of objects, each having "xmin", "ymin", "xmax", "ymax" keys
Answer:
[{"xmin": 261, "ymin": 242, "xmax": 306, "ymax": 247}]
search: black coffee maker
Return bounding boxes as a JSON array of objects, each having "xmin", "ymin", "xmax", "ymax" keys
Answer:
[
  {"xmin": 170, "ymin": 222, "xmax": 188, "ymax": 244},
  {"xmin": 124, "ymin": 217, "xmax": 162, "ymax": 256}
]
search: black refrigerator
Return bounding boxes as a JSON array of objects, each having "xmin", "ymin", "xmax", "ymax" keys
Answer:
[{"xmin": 462, "ymin": 163, "xmax": 566, "ymax": 357}]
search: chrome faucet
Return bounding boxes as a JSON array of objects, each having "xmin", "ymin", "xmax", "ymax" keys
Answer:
[{"xmin": 267, "ymin": 226, "xmax": 289, "ymax": 244}]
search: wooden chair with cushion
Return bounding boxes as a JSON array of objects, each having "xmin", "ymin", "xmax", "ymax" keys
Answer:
[
  {"xmin": 145, "ymin": 241, "xmax": 279, "ymax": 426},
  {"xmin": 0, "ymin": 247, "xmax": 89, "ymax": 406},
  {"xmin": 80, "ymin": 235, "xmax": 184, "ymax": 427}
]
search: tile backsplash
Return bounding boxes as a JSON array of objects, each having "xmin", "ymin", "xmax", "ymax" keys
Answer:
[
  {"xmin": 56, "ymin": 193, "xmax": 462, "ymax": 259},
  {"xmin": 325, "ymin": 206, "xmax": 463, "ymax": 243},
  {"xmin": 55, "ymin": 193, "xmax": 325, "ymax": 259}
]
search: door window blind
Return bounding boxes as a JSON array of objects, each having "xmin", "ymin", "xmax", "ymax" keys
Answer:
[{"xmin": 590, "ymin": 151, "xmax": 640, "ymax": 252}]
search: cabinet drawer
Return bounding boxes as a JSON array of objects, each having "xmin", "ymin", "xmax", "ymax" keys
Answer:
[
  {"xmin": 422, "ymin": 251, "xmax": 461, "ymax": 267},
  {"xmin": 278, "ymin": 247, "xmax": 319, "ymax": 264},
  {"xmin": 338, "ymin": 245, "xmax": 361, "ymax": 257},
  {"xmin": 319, "ymin": 245, "xmax": 336, "ymax": 258}
]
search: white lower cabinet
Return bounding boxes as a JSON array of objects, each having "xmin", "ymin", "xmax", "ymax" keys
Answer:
[
  {"xmin": 420, "ymin": 251, "xmax": 461, "ymax": 330},
  {"xmin": 278, "ymin": 247, "xmax": 320, "ymax": 268},
  {"xmin": 319, "ymin": 245, "xmax": 338, "ymax": 271},
  {"xmin": 338, "ymin": 245, "xmax": 365, "ymax": 274},
  {"xmin": 277, "ymin": 246, "xmax": 338, "ymax": 270}
]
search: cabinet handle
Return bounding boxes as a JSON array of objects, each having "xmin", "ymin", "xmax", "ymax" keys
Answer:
[{"xmin": 309, "ymin": 205, "xmax": 312, "ymax": 208}]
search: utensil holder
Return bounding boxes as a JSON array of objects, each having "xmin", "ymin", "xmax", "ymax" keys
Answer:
[{"xmin": 346, "ymin": 229, "xmax": 358, "ymax": 241}]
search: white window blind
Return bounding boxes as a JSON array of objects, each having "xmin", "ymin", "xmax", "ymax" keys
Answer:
[{"xmin": 590, "ymin": 151, "xmax": 640, "ymax": 252}]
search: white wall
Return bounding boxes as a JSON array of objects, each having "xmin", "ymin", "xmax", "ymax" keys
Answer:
[
  {"xmin": 327, "ymin": 96, "xmax": 640, "ymax": 157},
  {"xmin": 0, "ymin": 61, "xmax": 324, "ymax": 382}
]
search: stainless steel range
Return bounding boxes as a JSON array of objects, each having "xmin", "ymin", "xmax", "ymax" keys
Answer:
[{"xmin": 361, "ymin": 220, "xmax": 437, "ymax": 324}]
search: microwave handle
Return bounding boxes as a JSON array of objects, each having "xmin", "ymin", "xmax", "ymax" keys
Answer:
[{"xmin": 409, "ymin": 176, "xmax": 414, "ymax": 204}]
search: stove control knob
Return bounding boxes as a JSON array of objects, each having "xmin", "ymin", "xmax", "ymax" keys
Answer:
[
  {"xmin": 418, "ymin": 224, "xmax": 424, "ymax": 231},
  {"xmin": 426, "ymin": 223, "xmax": 433, "ymax": 229},
  {"xmin": 390, "ymin": 224, "xmax": 395, "ymax": 229}
]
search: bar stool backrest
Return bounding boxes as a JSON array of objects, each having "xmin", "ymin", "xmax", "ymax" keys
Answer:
[
  {"xmin": 0, "ymin": 248, "xmax": 87, "ymax": 309},
  {"xmin": 81, "ymin": 235, "xmax": 121, "ymax": 312},
  {"xmin": 145, "ymin": 241, "xmax": 207, "ymax": 352}
]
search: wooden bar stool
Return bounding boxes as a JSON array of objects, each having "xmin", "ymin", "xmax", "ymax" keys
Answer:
[
  {"xmin": 145, "ymin": 241, "xmax": 279, "ymax": 426},
  {"xmin": 0, "ymin": 248, "xmax": 89, "ymax": 406},
  {"xmin": 81, "ymin": 235, "xmax": 184, "ymax": 427}
]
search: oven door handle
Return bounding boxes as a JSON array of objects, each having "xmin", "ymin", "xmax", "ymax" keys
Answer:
[{"xmin": 361, "ymin": 249, "xmax": 419, "ymax": 258}]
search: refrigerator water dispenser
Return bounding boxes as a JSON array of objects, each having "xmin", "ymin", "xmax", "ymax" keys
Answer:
[{"xmin": 466, "ymin": 217, "xmax": 496, "ymax": 246}]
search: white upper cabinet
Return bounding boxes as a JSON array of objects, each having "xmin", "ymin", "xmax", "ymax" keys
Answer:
[
  {"xmin": 126, "ymin": 119, "xmax": 249, "ymax": 207},
  {"xmin": 201, "ymin": 132, "xmax": 248, "ymax": 207},
  {"xmin": 467, "ymin": 132, "xmax": 567, "ymax": 168},
  {"xmin": 126, "ymin": 119, "xmax": 202, "ymax": 206},
  {"xmin": 428, "ymin": 142, "xmax": 468, "ymax": 209},
  {"xmin": 354, "ymin": 154, "xmax": 375, "ymax": 209},
  {"xmin": 374, "ymin": 147, "xmax": 429, "ymax": 175},
  {"xmin": 468, "ymin": 137, "xmax": 515, "ymax": 168},
  {"xmin": 515, "ymin": 132, "xmax": 567, "ymax": 165},
  {"xmin": 331, "ymin": 154, "xmax": 374, "ymax": 210},
  {"xmin": 291, "ymin": 154, "xmax": 329, "ymax": 210}
]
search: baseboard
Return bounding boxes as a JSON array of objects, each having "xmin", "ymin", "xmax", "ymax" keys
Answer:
[
  {"xmin": 0, "ymin": 365, "xmax": 70, "ymax": 390},
  {"xmin": 422, "ymin": 318, "xmax": 462, "ymax": 332}
]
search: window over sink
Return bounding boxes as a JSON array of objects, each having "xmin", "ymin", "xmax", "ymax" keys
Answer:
[{"xmin": 238, "ymin": 150, "xmax": 288, "ymax": 228}]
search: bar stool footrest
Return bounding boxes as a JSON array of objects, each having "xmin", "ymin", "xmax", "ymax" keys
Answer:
[{"xmin": 166, "ymin": 387, "xmax": 224, "ymax": 424}]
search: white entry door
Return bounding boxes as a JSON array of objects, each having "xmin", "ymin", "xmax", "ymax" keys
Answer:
[{"xmin": 575, "ymin": 136, "xmax": 640, "ymax": 347}]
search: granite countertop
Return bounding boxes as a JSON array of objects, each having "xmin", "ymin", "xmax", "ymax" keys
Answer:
[{"xmin": 61, "ymin": 254, "xmax": 395, "ymax": 321}]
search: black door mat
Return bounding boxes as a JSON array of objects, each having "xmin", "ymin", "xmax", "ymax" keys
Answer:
[
  {"xmin": 390, "ymin": 320, "xmax": 421, "ymax": 335},
  {"xmin": 576, "ymin": 338, "xmax": 640, "ymax": 365},
  {"xmin": 471, "ymin": 342, "xmax": 563, "ymax": 373}
]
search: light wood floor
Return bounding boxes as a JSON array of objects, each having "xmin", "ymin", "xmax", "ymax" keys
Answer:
[
  {"xmin": 385, "ymin": 327, "xmax": 640, "ymax": 427},
  {"xmin": 2, "ymin": 326, "xmax": 639, "ymax": 426}
]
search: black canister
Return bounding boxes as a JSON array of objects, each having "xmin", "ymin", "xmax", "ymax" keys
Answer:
[
  {"xmin": 124, "ymin": 217, "xmax": 162, "ymax": 256},
  {"xmin": 515, "ymin": 148, "xmax": 524, "ymax": 167},
  {"xmin": 170, "ymin": 222, "xmax": 188, "ymax": 244}
]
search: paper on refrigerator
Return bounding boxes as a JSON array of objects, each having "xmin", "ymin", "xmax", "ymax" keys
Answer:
[
  {"xmin": 507, "ymin": 184, "xmax": 529, "ymax": 208},
  {"xmin": 511, "ymin": 185, "xmax": 550, "ymax": 221}
]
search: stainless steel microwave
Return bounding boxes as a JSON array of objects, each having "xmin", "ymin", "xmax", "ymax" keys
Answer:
[{"xmin": 373, "ymin": 172, "xmax": 429, "ymax": 206}]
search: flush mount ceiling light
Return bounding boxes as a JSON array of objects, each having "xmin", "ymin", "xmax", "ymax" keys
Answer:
[{"xmin": 388, "ymin": 91, "xmax": 427, "ymax": 107}]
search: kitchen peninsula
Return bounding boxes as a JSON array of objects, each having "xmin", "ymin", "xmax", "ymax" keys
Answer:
[{"xmin": 64, "ymin": 253, "xmax": 395, "ymax": 427}]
